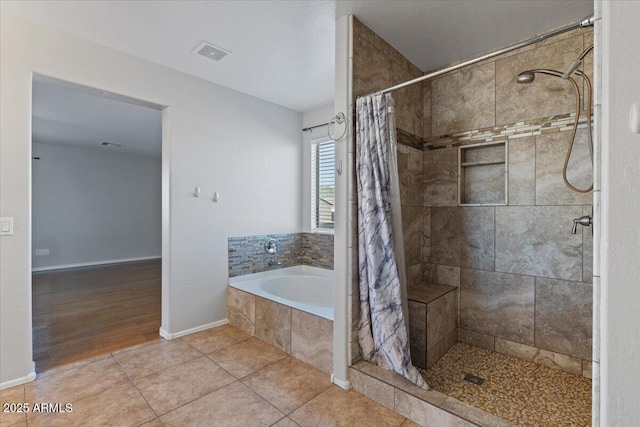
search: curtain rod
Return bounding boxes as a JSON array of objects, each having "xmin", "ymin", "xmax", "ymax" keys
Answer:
[
  {"xmin": 377, "ymin": 14, "xmax": 595, "ymax": 95},
  {"xmin": 302, "ymin": 122, "xmax": 330, "ymax": 132}
]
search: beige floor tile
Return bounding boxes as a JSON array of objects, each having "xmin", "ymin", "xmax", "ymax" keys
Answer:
[
  {"xmin": 181, "ymin": 324, "xmax": 251, "ymax": 353},
  {"xmin": 242, "ymin": 356, "xmax": 331, "ymax": 415},
  {"xmin": 28, "ymin": 383, "xmax": 155, "ymax": 427},
  {"xmin": 36, "ymin": 352, "xmax": 114, "ymax": 379},
  {"xmin": 25, "ymin": 356, "xmax": 128, "ymax": 416},
  {"xmin": 400, "ymin": 419, "xmax": 421, "ymax": 427},
  {"xmin": 272, "ymin": 417, "xmax": 301, "ymax": 426},
  {"xmin": 138, "ymin": 418, "xmax": 164, "ymax": 427},
  {"xmin": 134, "ymin": 356, "xmax": 235, "ymax": 415},
  {"xmin": 114, "ymin": 338, "xmax": 202, "ymax": 380},
  {"xmin": 207, "ymin": 336, "xmax": 288, "ymax": 378},
  {"xmin": 160, "ymin": 381, "xmax": 283, "ymax": 427},
  {"xmin": 0, "ymin": 385, "xmax": 26, "ymax": 427},
  {"xmin": 289, "ymin": 386, "xmax": 406, "ymax": 427}
]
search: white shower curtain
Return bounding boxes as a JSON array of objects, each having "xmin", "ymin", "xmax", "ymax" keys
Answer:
[{"xmin": 355, "ymin": 93, "xmax": 427, "ymax": 388}]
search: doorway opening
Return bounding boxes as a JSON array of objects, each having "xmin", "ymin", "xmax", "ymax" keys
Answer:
[{"xmin": 31, "ymin": 75, "xmax": 166, "ymax": 373}]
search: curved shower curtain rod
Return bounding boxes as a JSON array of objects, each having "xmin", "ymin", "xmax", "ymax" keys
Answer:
[{"xmin": 371, "ymin": 14, "xmax": 595, "ymax": 96}]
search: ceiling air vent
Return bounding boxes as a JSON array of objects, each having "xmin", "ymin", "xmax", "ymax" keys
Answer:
[{"xmin": 193, "ymin": 41, "xmax": 231, "ymax": 62}]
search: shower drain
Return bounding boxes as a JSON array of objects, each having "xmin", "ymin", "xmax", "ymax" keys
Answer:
[{"xmin": 463, "ymin": 373, "xmax": 485, "ymax": 385}]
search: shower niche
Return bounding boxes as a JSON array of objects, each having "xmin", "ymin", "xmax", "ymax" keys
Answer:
[{"xmin": 458, "ymin": 141, "xmax": 508, "ymax": 205}]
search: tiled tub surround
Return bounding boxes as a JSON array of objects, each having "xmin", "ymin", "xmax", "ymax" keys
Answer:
[
  {"xmin": 228, "ymin": 232, "xmax": 333, "ymax": 277},
  {"xmin": 227, "ymin": 269, "xmax": 334, "ymax": 375}
]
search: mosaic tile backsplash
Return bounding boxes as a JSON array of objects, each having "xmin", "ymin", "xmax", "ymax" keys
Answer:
[{"xmin": 228, "ymin": 232, "xmax": 333, "ymax": 277}]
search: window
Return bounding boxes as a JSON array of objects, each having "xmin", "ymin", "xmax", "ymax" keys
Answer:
[{"xmin": 310, "ymin": 139, "xmax": 335, "ymax": 231}]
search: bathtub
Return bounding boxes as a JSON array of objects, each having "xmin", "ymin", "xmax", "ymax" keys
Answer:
[{"xmin": 229, "ymin": 265, "xmax": 334, "ymax": 320}]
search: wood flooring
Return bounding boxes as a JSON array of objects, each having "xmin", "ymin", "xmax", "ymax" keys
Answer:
[{"xmin": 32, "ymin": 259, "xmax": 161, "ymax": 373}]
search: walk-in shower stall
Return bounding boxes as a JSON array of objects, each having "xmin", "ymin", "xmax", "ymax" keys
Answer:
[{"xmin": 350, "ymin": 14, "xmax": 596, "ymax": 427}]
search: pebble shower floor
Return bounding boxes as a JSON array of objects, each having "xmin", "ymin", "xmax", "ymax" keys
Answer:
[{"xmin": 421, "ymin": 343, "xmax": 591, "ymax": 427}]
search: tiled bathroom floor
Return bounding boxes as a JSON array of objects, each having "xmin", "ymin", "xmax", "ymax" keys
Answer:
[
  {"xmin": 421, "ymin": 343, "xmax": 592, "ymax": 427},
  {"xmin": 0, "ymin": 325, "xmax": 417, "ymax": 427}
]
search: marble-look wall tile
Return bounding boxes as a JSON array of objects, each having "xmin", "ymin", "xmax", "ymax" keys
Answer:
[
  {"xmin": 408, "ymin": 301, "xmax": 426, "ymax": 350},
  {"xmin": 291, "ymin": 309, "xmax": 333, "ymax": 374},
  {"xmin": 349, "ymin": 368, "xmax": 395, "ymax": 410},
  {"xmin": 402, "ymin": 206, "xmax": 422, "ymax": 267},
  {"xmin": 458, "ymin": 328, "xmax": 495, "ymax": 351},
  {"xmin": 507, "ymin": 136, "xmax": 536, "ymax": 205},
  {"xmin": 227, "ymin": 288, "xmax": 255, "ymax": 335},
  {"xmin": 427, "ymin": 290, "xmax": 457, "ymax": 347},
  {"xmin": 422, "ymin": 264, "xmax": 460, "ymax": 288},
  {"xmin": 495, "ymin": 337, "xmax": 539, "ymax": 361},
  {"xmin": 424, "ymin": 147, "xmax": 458, "ymax": 207},
  {"xmin": 535, "ymin": 129, "xmax": 593, "ymax": 205},
  {"xmin": 255, "ymin": 297, "xmax": 291, "ymax": 353},
  {"xmin": 583, "ymin": 205, "xmax": 593, "ymax": 282},
  {"xmin": 423, "ymin": 81, "xmax": 431, "ymax": 139},
  {"xmin": 441, "ymin": 397, "xmax": 515, "ymax": 427},
  {"xmin": 583, "ymin": 360, "xmax": 593, "ymax": 379},
  {"xmin": 495, "ymin": 337, "xmax": 584, "ymax": 376},
  {"xmin": 421, "ymin": 208, "xmax": 431, "ymax": 263},
  {"xmin": 431, "ymin": 63, "xmax": 496, "ymax": 136},
  {"xmin": 532, "ymin": 348, "xmax": 583, "ymax": 376},
  {"xmin": 535, "ymin": 278, "xmax": 592, "ymax": 360},
  {"xmin": 407, "ymin": 264, "xmax": 422, "ymax": 288},
  {"xmin": 461, "ymin": 269, "xmax": 535, "ymax": 345},
  {"xmin": 430, "ymin": 207, "xmax": 495, "ymax": 270},
  {"xmin": 406, "ymin": 146, "xmax": 424, "ymax": 206},
  {"xmin": 352, "ymin": 18, "xmax": 375, "ymax": 45},
  {"xmin": 393, "ymin": 389, "xmax": 432, "ymax": 426},
  {"xmin": 426, "ymin": 328, "xmax": 457, "ymax": 369},
  {"xmin": 495, "ymin": 206, "xmax": 583, "ymax": 281},
  {"xmin": 352, "ymin": 34, "xmax": 393, "ymax": 98},
  {"xmin": 495, "ymin": 35, "xmax": 585, "ymax": 125},
  {"xmin": 392, "ymin": 61, "xmax": 423, "ymax": 137}
]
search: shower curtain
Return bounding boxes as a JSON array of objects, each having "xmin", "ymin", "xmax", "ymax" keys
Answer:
[{"xmin": 356, "ymin": 93, "xmax": 427, "ymax": 388}]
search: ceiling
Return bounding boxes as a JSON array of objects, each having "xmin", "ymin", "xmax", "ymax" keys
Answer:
[
  {"xmin": 4, "ymin": 1, "xmax": 593, "ymax": 113},
  {"xmin": 33, "ymin": 80, "xmax": 162, "ymax": 157}
]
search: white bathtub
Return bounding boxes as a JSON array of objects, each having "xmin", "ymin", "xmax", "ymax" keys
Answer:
[{"xmin": 229, "ymin": 266, "xmax": 334, "ymax": 320}]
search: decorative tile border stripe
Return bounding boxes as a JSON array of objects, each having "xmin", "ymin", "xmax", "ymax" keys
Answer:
[
  {"xmin": 424, "ymin": 112, "xmax": 593, "ymax": 150},
  {"xmin": 301, "ymin": 232, "xmax": 334, "ymax": 270},
  {"xmin": 397, "ymin": 128, "xmax": 424, "ymax": 150},
  {"xmin": 228, "ymin": 232, "xmax": 334, "ymax": 277}
]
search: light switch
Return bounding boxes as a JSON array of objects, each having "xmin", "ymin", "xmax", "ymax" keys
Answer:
[{"xmin": 0, "ymin": 217, "xmax": 14, "ymax": 236}]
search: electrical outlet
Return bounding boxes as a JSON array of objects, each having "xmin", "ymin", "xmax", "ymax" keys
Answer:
[{"xmin": 35, "ymin": 249, "xmax": 49, "ymax": 256}]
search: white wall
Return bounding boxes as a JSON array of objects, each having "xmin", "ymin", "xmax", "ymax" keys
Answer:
[
  {"xmin": 32, "ymin": 143, "xmax": 161, "ymax": 270},
  {"xmin": 302, "ymin": 103, "xmax": 334, "ymax": 232},
  {"xmin": 0, "ymin": 12, "xmax": 302, "ymax": 386},
  {"xmin": 600, "ymin": 1, "xmax": 640, "ymax": 425}
]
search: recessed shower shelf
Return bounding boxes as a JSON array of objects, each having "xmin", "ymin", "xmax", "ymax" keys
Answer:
[
  {"xmin": 460, "ymin": 160, "xmax": 505, "ymax": 167},
  {"xmin": 458, "ymin": 141, "xmax": 508, "ymax": 206}
]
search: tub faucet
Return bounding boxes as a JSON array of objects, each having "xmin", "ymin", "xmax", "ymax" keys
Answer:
[
  {"xmin": 571, "ymin": 215, "xmax": 592, "ymax": 234},
  {"xmin": 264, "ymin": 239, "xmax": 281, "ymax": 266}
]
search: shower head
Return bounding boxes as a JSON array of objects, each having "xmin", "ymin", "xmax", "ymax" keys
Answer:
[
  {"xmin": 516, "ymin": 69, "xmax": 564, "ymax": 84},
  {"xmin": 516, "ymin": 71, "xmax": 536, "ymax": 84},
  {"xmin": 562, "ymin": 45, "xmax": 594, "ymax": 79}
]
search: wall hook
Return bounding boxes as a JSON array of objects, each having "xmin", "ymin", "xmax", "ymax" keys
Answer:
[{"xmin": 194, "ymin": 186, "xmax": 201, "ymax": 198}]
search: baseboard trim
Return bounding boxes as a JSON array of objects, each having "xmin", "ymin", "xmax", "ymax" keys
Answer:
[
  {"xmin": 159, "ymin": 319, "xmax": 228, "ymax": 340},
  {"xmin": 1, "ymin": 370, "xmax": 36, "ymax": 390},
  {"xmin": 32, "ymin": 256, "xmax": 162, "ymax": 272},
  {"xmin": 331, "ymin": 373, "xmax": 351, "ymax": 390}
]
